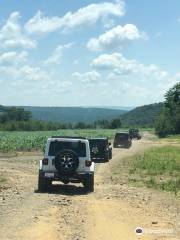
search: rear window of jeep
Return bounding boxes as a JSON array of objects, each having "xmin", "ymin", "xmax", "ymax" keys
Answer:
[
  {"xmin": 89, "ymin": 139, "xmax": 108, "ymax": 147},
  {"xmin": 115, "ymin": 134, "xmax": 129, "ymax": 140},
  {"xmin": 48, "ymin": 141, "xmax": 86, "ymax": 157}
]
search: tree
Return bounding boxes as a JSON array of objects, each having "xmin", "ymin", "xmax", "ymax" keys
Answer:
[
  {"xmin": 94, "ymin": 119, "xmax": 110, "ymax": 129},
  {"xmin": 0, "ymin": 107, "xmax": 32, "ymax": 122},
  {"xmin": 74, "ymin": 122, "xmax": 86, "ymax": 129},
  {"xmin": 155, "ymin": 83, "xmax": 180, "ymax": 137},
  {"xmin": 109, "ymin": 118, "xmax": 121, "ymax": 129}
]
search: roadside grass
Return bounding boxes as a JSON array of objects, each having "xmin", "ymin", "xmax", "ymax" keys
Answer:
[
  {"xmin": 140, "ymin": 128, "xmax": 155, "ymax": 133},
  {"xmin": 0, "ymin": 175, "xmax": 7, "ymax": 185},
  {"xmin": 0, "ymin": 128, "xmax": 153, "ymax": 153},
  {"xmin": 112, "ymin": 146, "xmax": 180, "ymax": 194},
  {"xmin": 163, "ymin": 134, "xmax": 180, "ymax": 141}
]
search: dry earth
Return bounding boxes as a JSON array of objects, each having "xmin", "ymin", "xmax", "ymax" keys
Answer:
[{"xmin": 0, "ymin": 134, "xmax": 179, "ymax": 240}]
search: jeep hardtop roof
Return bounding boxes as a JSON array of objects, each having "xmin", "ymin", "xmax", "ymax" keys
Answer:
[
  {"xmin": 51, "ymin": 136, "xmax": 86, "ymax": 139},
  {"xmin": 115, "ymin": 132, "xmax": 129, "ymax": 135},
  {"xmin": 129, "ymin": 129, "xmax": 139, "ymax": 132},
  {"xmin": 88, "ymin": 137, "xmax": 108, "ymax": 140}
]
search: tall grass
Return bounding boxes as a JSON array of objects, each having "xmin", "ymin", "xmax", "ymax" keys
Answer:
[
  {"xmin": 164, "ymin": 134, "xmax": 180, "ymax": 141},
  {"xmin": 129, "ymin": 146, "xmax": 180, "ymax": 194}
]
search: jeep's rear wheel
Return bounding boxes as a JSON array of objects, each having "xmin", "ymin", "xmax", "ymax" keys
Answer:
[
  {"xmin": 83, "ymin": 174, "xmax": 94, "ymax": 192},
  {"xmin": 38, "ymin": 170, "xmax": 48, "ymax": 192},
  {"xmin": 113, "ymin": 142, "xmax": 117, "ymax": 148},
  {"xmin": 109, "ymin": 151, "xmax": 112, "ymax": 160},
  {"xmin": 55, "ymin": 149, "xmax": 79, "ymax": 176},
  {"xmin": 104, "ymin": 154, "xmax": 109, "ymax": 162}
]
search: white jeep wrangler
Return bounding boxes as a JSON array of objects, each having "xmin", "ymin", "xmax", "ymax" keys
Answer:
[{"xmin": 38, "ymin": 136, "xmax": 95, "ymax": 192}]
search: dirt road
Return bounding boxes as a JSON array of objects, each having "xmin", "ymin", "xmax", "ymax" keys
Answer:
[{"xmin": 0, "ymin": 137, "xmax": 179, "ymax": 240}]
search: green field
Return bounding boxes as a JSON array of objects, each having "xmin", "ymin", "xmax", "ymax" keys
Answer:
[
  {"xmin": 129, "ymin": 146, "xmax": 180, "ymax": 192},
  {"xmin": 112, "ymin": 146, "xmax": 180, "ymax": 194},
  {"xmin": 0, "ymin": 129, "xmax": 123, "ymax": 152},
  {"xmin": 0, "ymin": 128, "xmax": 155, "ymax": 152},
  {"xmin": 164, "ymin": 134, "xmax": 180, "ymax": 141}
]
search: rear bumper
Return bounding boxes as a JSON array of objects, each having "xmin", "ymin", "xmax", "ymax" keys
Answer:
[
  {"xmin": 116, "ymin": 143, "xmax": 131, "ymax": 147},
  {"xmin": 41, "ymin": 170, "xmax": 93, "ymax": 182},
  {"xmin": 91, "ymin": 152, "xmax": 109, "ymax": 159}
]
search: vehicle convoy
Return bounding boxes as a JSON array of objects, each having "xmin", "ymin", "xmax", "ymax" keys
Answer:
[
  {"xmin": 38, "ymin": 136, "xmax": 95, "ymax": 192},
  {"xmin": 113, "ymin": 132, "xmax": 132, "ymax": 148},
  {"xmin": 88, "ymin": 138, "xmax": 112, "ymax": 162},
  {"xmin": 129, "ymin": 128, "xmax": 141, "ymax": 140}
]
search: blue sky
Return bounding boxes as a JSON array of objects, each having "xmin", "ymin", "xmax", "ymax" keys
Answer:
[{"xmin": 0, "ymin": 0, "xmax": 180, "ymax": 107}]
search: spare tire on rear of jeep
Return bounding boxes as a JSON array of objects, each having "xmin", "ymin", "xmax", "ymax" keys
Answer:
[{"xmin": 55, "ymin": 149, "xmax": 79, "ymax": 175}]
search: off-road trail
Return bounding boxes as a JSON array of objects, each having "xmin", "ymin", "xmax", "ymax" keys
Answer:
[{"xmin": 0, "ymin": 135, "xmax": 179, "ymax": 240}]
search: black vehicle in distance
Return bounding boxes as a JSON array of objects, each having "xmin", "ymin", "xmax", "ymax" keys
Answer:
[
  {"xmin": 129, "ymin": 129, "xmax": 141, "ymax": 140},
  {"xmin": 113, "ymin": 133, "xmax": 132, "ymax": 148},
  {"xmin": 88, "ymin": 138, "xmax": 112, "ymax": 162}
]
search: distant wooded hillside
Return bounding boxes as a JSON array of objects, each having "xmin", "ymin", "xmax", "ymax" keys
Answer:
[
  {"xmin": 22, "ymin": 106, "xmax": 127, "ymax": 123},
  {"xmin": 0, "ymin": 103, "xmax": 164, "ymax": 128},
  {"xmin": 0, "ymin": 105, "xmax": 7, "ymax": 112},
  {"xmin": 121, "ymin": 103, "xmax": 164, "ymax": 127}
]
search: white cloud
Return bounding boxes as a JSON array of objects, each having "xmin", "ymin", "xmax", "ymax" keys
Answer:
[
  {"xmin": 112, "ymin": 83, "xmax": 150, "ymax": 98},
  {"xmin": 54, "ymin": 81, "xmax": 72, "ymax": 94},
  {"xmin": 90, "ymin": 53, "xmax": 176, "ymax": 104},
  {"xmin": 44, "ymin": 43, "xmax": 73, "ymax": 65},
  {"xmin": 87, "ymin": 24, "xmax": 146, "ymax": 51},
  {"xmin": 0, "ymin": 51, "xmax": 28, "ymax": 65},
  {"xmin": 173, "ymin": 72, "xmax": 180, "ymax": 80},
  {"xmin": 0, "ymin": 12, "xmax": 36, "ymax": 49},
  {"xmin": 39, "ymin": 80, "xmax": 72, "ymax": 94},
  {"xmin": 0, "ymin": 61, "xmax": 48, "ymax": 83},
  {"xmin": 91, "ymin": 53, "xmax": 168, "ymax": 79},
  {"xmin": 25, "ymin": 1, "xmax": 125, "ymax": 34},
  {"xmin": 18, "ymin": 65, "xmax": 48, "ymax": 81},
  {"xmin": 162, "ymin": 72, "xmax": 180, "ymax": 90},
  {"xmin": 72, "ymin": 71, "xmax": 100, "ymax": 83}
]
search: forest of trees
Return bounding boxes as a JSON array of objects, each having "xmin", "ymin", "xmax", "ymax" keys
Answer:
[
  {"xmin": 0, "ymin": 107, "xmax": 32, "ymax": 122},
  {"xmin": 23, "ymin": 106, "xmax": 125, "ymax": 123},
  {"xmin": 0, "ymin": 106, "xmax": 64, "ymax": 131},
  {"xmin": 0, "ymin": 106, "xmax": 122, "ymax": 131},
  {"xmin": 155, "ymin": 83, "xmax": 180, "ymax": 137},
  {"xmin": 120, "ymin": 103, "xmax": 163, "ymax": 127}
]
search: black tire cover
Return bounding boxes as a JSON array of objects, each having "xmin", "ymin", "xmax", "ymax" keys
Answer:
[
  {"xmin": 91, "ymin": 145, "xmax": 99, "ymax": 154},
  {"xmin": 55, "ymin": 149, "xmax": 79, "ymax": 175}
]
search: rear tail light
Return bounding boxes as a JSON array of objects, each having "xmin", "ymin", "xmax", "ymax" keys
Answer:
[
  {"xmin": 85, "ymin": 160, "xmax": 92, "ymax": 167},
  {"xmin": 42, "ymin": 158, "xmax": 48, "ymax": 165}
]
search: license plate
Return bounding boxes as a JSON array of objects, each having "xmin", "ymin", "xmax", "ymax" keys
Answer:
[{"xmin": 45, "ymin": 173, "xmax": 54, "ymax": 178}]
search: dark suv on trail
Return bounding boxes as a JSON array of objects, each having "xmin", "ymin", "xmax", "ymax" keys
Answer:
[
  {"xmin": 88, "ymin": 138, "xmax": 112, "ymax": 162},
  {"xmin": 113, "ymin": 133, "xmax": 132, "ymax": 148},
  {"xmin": 129, "ymin": 129, "xmax": 141, "ymax": 140}
]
